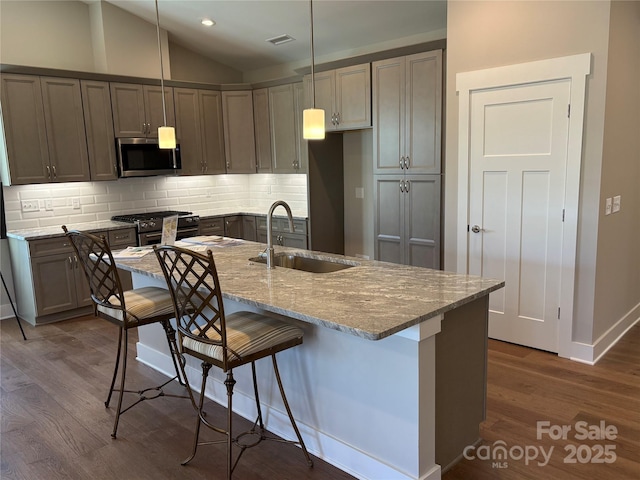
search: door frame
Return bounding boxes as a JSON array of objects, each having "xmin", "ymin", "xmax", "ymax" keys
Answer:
[{"xmin": 455, "ymin": 53, "xmax": 591, "ymax": 359}]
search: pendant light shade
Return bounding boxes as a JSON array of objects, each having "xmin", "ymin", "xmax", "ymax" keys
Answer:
[
  {"xmin": 154, "ymin": 0, "xmax": 175, "ymax": 149},
  {"xmin": 303, "ymin": 0, "xmax": 325, "ymax": 141},
  {"xmin": 158, "ymin": 126, "xmax": 176, "ymax": 149},
  {"xmin": 303, "ymin": 108, "xmax": 325, "ymax": 139}
]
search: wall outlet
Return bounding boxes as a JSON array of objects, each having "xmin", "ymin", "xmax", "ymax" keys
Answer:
[
  {"xmin": 72, "ymin": 197, "xmax": 81, "ymax": 209},
  {"xmin": 605, "ymin": 197, "xmax": 612, "ymax": 215},
  {"xmin": 21, "ymin": 200, "xmax": 39, "ymax": 212},
  {"xmin": 612, "ymin": 195, "xmax": 621, "ymax": 213}
]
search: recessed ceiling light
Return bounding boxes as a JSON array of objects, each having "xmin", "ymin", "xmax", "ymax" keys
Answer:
[
  {"xmin": 266, "ymin": 34, "xmax": 295, "ymax": 46},
  {"xmin": 201, "ymin": 18, "xmax": 215, "ymax": 27}
]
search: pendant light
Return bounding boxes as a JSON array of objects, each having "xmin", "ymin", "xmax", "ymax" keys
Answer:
[
  {"xmin": 303, "ymin": 0, "xmax": 325, "ymax": 140},
  {"xmin": 155, "ymin": 0, "xmax": 176, "ymax": 149}
]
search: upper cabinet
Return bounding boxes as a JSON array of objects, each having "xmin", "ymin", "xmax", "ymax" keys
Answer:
[
  {"xmin": 222, "ymin": 90, "xmax": 257, "ymax": 174},
  {"xmin": 0, "ymin": 73, "xmax": 90, "ymax": 185},
  {"xmin": 80, "ymin": 80, "xmax": 118, "ymax": 181},
  {"xmin": 372, "ymin": 50, "xmax": 442, "ymax": 175},
  {"xmin": 305, "ymin": 63, "xmax": 371, "ymax": 132},
  {"xmin": 110, "ymin": 83, "xmax": 175, "ymax": 138},
  {"xmin": 252, "ymin": 83, "xmax": 306, "ymax": 174},
  {"xmin": 252, "ymin": 88, "xmax": 272, "ymax": 173},
  {"xmin": 174, "ymin": 87, "xmax": 225, "ymax": 175}
]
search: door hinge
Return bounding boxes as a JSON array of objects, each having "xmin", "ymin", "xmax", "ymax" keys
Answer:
[
  {"xmin": 558, "ymin": 307, "xmax": 561, "ymax": 319},
  {"xmin": 467, "ymin": 224, "xmax": 470, "ymax": 232},
  {"xmin": 568, "ymin": 104, "xmax": 571, "ymax": 118},
  {"xmin": 562, "ymin": 209, "xmax": 565, "ymax": 222}
]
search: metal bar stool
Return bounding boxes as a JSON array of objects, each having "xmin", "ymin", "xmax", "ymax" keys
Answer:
[
  {"xmin": 62, "ymin": 226, "xmax": 194, "ymax": 438},
  {"xmin": 153, "ymin": 245, "xmax": 313, "ymax": 479}
]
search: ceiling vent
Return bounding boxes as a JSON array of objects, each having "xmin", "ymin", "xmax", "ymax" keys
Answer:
[{"xmin": 266, "ymin": 34, "xmax": 295, "ymax": 46}]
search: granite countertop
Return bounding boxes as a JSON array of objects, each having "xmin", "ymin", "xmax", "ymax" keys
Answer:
[{"xmin": 113, "ymin": 240, "xmax": 505, "ymax": 341}]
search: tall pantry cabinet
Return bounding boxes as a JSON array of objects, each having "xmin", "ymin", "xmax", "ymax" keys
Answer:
[{"xmin": 372, "ymin": 50, "xmax": 442, "ymax": 269}]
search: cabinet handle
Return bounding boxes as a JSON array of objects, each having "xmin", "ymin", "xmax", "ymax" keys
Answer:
[
  {"xmin": 68, "ymin": 256, "xmax": 73, "ymax": 268},
  {"xmin": 399, "ymin": 180, "xmax": 405, "ymax": 193},
  {"xmin": 335, "ymin": 112, "xmax": 340, "ymax": 125},
  {"xmin": 74, "ymin": 255, "xmax": 79, "ymax": 268},
  {"xmin": 52, "ymin": 165, "xmax": 57, "ymax": 179},
  {"xmin": 405, "ymin": 156, "xmax": 410, "ymax": 169},
  {"xmin": 405, "ymin": 180, "xmax": 411, "ymax": 192},
  {"xmin": 400, "ymin": 156, "xmax": 405, "ymax": 169},
  {"xmin": 46, "ymin": 165, "xmax": 51, "ymax": 179},
  {"xmin": 226, "ymin": 161, "xmax": 230, "ymax": 169}
]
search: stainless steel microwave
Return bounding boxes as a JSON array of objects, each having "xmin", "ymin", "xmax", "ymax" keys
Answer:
[{"xmin": 116, "ymin": 138, "xmax": 182, "ymax": 177}]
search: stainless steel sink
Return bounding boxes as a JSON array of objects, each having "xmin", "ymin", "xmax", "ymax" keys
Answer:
[{"xmin": 249, "ymin": 253, "xmax": 358, "ymax": 273}]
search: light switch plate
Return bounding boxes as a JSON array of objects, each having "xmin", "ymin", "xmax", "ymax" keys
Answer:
[
  {"xmin": 605, "ymin": 197, "xmax": 612, "ymax": 215},
  {"xmin": 355, "ymin": 187, "xmax": 364, "ymax": 199},
  {"xmin": 72, "ymin": 198, "xmax": 81, "ymax": 209},
  {"xmin": 612, "ymin": 195, "xmax": 621, "ymax": 213},
  {"xmin": 45, "ymin": 199, "xmax": 53, "ymax": 211}
]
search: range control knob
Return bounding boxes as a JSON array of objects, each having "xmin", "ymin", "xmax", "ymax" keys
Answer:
[
  {"xmin": 140, "ymin": 222, "xmax": 148, "ymax": 229},
  {"xmin": 149, "ymin": 221, "xmax": 156, "ymax": 228}
]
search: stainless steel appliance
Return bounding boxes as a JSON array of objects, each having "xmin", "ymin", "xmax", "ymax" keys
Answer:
[
  {"xmin": 116, "ymin": 138, "xmax": 182, "ymax": 177},
  {"xmin": 111, "ymin": 210, "xmax": 199, "ymax": 245}
]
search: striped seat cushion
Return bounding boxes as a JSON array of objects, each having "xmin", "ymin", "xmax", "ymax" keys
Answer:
[
  {"xmin": 96, "ymin": 286, "xmax": 175, "ymax": 323},
  {"xmin": 182, "ymin": 311, "xmax": 303, "ymax": 364}
]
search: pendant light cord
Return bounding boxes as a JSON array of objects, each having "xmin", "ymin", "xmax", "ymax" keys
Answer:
[
  {"xmin": 309, "ymin": 0, "xmax": 316, "ymax": 109},
  {"xmin": 155, "ymin": 0, "xmax": 168, "ymax": 126}
]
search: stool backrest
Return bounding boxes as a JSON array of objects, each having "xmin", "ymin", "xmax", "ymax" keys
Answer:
[
  {"xmin": 62, "ymin": 226, "xmax": 126, "ymax": 315},
  {"xmin": 153, "ymin": 245, "xmax": 231, "ymax": 367}
]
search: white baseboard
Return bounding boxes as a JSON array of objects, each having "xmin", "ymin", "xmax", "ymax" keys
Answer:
[
  {"xmin": 570, "ymin": 301, "xmax": 640, "ymax": 364},
  {"xmin": 1, "ymin": 302, "xmax": 17, "ymax": 320},
  {"xmin": 136, "ymin": 342, "xmax": 440, "ymax": 480}
]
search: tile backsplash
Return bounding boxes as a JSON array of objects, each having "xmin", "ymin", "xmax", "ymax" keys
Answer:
[{"xmin": 2, "ymin": 174, "xmax": 308, "ymax": 230}]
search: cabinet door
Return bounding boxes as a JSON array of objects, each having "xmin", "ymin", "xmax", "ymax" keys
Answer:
[
  {"xmin": 253, "ymin": 88, "xmax": 272, "ymax": 172},
  {"xmin": 281, "ymin": 233, "xmax": 307, "ymax": 249},
  {"xmin": 372, "ymin": 56, "xmax": 405, "ymax": 174},
  {"xmin": 199, "ymin": 90, "xmax": 226, "ymax": 174},
  {"xmin": 224, "ymin": 215, "xmax": 243, "ymax": 238},
  {"xmin": 269, "ymin": 84, "xmax": 297, "ymax": 173},
  {"xmin": 31, "ymin": 253, "xmax": 78, "ymax": 316},
  {"xmin": 293, "ymin": 82, "xmax": 308, "ymax": 173},
  {"xmin": 242, "ymin": 215, "xmax": 257, "ymax": 241},
  {"xmin": 80, "ymin": 80, "xmax": 117, "ymax": 181},
  {"xmin": 335, "ymin": 63, "xmax": 371, "ymax": 130},
  {"xmin": 73, "ymin": 255, "xmax": 93, "ymax": 307},
  {"xmin": 174, "ymin": 87, "xmax": 203, "ymax": 175},
  {"xmin": 198, "ymin": 90, "xmax": 226, "ymax": 174},
  {"xmin": 306, "ymin": 70, "xmax": 335, "ymax": 131},
  {"xmin": 110, "ymin": 83, "xmax": 146, "ymax": 137},
  {"xmin": 222, "ymin": 91, "xmax": 256, "ymax": 173},
  {"xmin": 404, "ymin": 175, "xmax": 440, "ymax": 269},
  {"xmin": 40, "ymin": 77, "xmax": 90, "ymax": 182},
  {"xmin": 0, "ymin": 74, "xmax": 50, "ymax": 184},
  {"xmin": 374, "ymin": 175, "xmax": 404, "ymax": 264},
  {"xmin": 144, "ymin": 85, "xmax": 175, "ymax": 137},
  {"xmin": 404, "ymin": 51, "xmax": 442, "ymax": 174}
]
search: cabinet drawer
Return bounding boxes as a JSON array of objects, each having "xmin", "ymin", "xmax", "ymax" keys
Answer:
[
  {"xmin": 200, "ymin": 217, "xmax": 224, "ymax": 235},
  {"xmin": 255, "ymin": 216, "xmax": 307, "ymax": 234},
  {"xmin": 29, "ymin": 236, "xmax": 73, "ymax": 257},
  {"xmin": 108, "ymin": 228, "xmax": 137, "ymax": 247}
]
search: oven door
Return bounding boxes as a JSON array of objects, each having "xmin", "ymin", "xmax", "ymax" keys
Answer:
[{"xmin": 138, "ymin": 226, "xmax": 199, "ymax": 246}]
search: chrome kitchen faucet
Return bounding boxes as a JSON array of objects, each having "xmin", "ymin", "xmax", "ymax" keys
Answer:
[{"xmin": 266, "ymin": 200, "xmax": 295, "ymax": 269}]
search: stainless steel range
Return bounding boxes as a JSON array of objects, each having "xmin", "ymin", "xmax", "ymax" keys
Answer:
[{"xmin": 112, "ymin": 210, "xmax": 200, "ymax": 245}]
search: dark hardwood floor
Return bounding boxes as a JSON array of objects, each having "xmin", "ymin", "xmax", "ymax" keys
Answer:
[{"xmin": 2, "ymin": 315, "xmax": 639, "ymax": 479}]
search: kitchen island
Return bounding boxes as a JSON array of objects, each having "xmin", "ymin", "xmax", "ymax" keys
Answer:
[{"xmin": 114, "ymin": 239, "xmax": 503, "ymax": 480}]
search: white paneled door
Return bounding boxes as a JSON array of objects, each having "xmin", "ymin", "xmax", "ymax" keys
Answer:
[{"xmin": 468, "ymin": 79, "xmax": 571, "ymax": 353}]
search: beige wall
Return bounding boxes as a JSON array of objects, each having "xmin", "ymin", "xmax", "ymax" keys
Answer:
[
  {"xmin": 445, "ymin": 1, "xmax": 614, "ymax": 345},
  {"xmin": 593, "ymin": 1, "xmax": 640, "ymax": 340},
  {"xmin": 0, "ymin": 0, "xmax": 94, "ymax": 71},
  {"xmin": 169, "ymin": 42, "xmax": 242, "ymax": 84}
]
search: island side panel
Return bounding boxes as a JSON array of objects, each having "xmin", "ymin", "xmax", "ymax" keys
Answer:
[{"xmin": 435, "ymin": 295, "xmax": 489, "ymax": 471}]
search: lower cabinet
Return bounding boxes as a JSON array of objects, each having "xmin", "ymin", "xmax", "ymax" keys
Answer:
[
  {"xmin": 199, "ymin": 216, "xmax": 224, "ymax": 236},
  {"xmin": 256, "ymin": 216, "xmax": 308, "ymax": 249},
  {"xmin": 223, "ymin": 215, "xmax": 243, "ymax": 239},
  {"xmin": 374, "ymin": 174, "xmax": 441, "ymax": 269},
  {"xmin": 8, "ymin": 227, "xmax": 136, "ymax": 325}
]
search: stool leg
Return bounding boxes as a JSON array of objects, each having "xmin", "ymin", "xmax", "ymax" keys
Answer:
[
  {"xmin": 251, "ymin": 361, "xmax": 265, "ymax": 431},
  {"xmin": 105, "ymin": 325, "xmax": 124, "ymax": 408},
  {"xmin": 272, "ymin": 355, "xmax": 313, "ymax": 467},
  {"xmin": 225, "ymin": 370, "xmax": 236, "ymax": 480},
  {"xmin": 161, "ymin": 319, "xmax": 187, "ymax": 386},
  {"xmin": 0, "ymin": 271, "xmax": 27, "ymax": 341},
  {"xmin": 111, "ymin": 328, "xmax": 129, "ymax": 439},
  {"xmin": 182, "ymin": 362, "xmax": 212, "ymax": 466}
]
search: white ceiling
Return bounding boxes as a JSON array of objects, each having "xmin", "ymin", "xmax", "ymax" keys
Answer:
[{"xmin": 105, "ymin": 0, "xmax": 447, "ymax": 73}]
